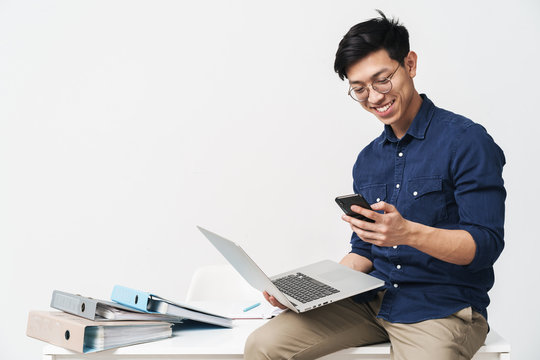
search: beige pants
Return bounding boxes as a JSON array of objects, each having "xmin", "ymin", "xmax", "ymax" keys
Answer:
[{"xmin": 244, "ymin": 292, "xmax": 488, "ymax": 360}]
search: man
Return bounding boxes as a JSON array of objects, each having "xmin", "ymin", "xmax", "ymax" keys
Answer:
[{"xmin": 244, "ymin": 11, "xmax": 505, "ymax": 360}]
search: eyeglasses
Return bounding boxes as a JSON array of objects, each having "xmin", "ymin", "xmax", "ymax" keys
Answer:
[{"xmin": 347, "ymin": 63, "xmax": 401, "ymax": 103}]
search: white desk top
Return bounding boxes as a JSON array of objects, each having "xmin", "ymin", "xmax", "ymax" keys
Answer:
[{"xmin": 43, "ymin": 319, "xmax": 510, "ymax": 358}]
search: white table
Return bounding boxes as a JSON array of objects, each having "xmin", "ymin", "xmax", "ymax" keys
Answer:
[{"xmin": 43, "ymin": 319, "xmax": 510, "ymax": 360}]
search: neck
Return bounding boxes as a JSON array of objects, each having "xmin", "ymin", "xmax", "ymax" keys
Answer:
[{"xmin": 392, "ymin": 92, "xmax": 423, "ymax": 139}]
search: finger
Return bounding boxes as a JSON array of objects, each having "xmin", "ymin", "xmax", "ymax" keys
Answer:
[
  {"xmin": 274, "ymin": 301, "xmax": 288, "ymax": 310},
  {"xmin": 370, "ymin": 201, "xmax": 395, "ymax": 214},
  {"xmin": 350, "ymin": 205, "xmax": 382, "ymax": 222},
  {"xmin": 351, "ymin": 224, "xmax": 383, "ymax": 243},
  {"xmin": 266, "ymin": 294, "xmax": 276, "ymax": 306},
  {"xmin": 269, "ymin": 295, "xmax": 288, "ymax": 309},
  {"xmin": 341, "ymin": 214, "xmax": 371, "ymax": 226},
  {"xmin": 265, "ymin": 292, "xmax": 278, "ymax": 307},
  {"xmin": 344, "ymin": 213, "xmax": 378, "ymax": 231},
  {"xmin": 263, "ymin": 291, "xmax": 273, "ymax": 304}
]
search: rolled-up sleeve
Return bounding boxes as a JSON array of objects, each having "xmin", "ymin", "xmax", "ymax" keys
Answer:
[
  {"xmin": 350, "ymin": 232, "xmax": 374, "ymax": 261},
  {"xmin": 451, "ymin": 124, "xmax": 506, "ymax": 271}
]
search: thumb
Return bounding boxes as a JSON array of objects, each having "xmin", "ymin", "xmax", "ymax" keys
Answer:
[{"xmin": 370, "ymin": 201, "xmax": 395, "ymax": 213}]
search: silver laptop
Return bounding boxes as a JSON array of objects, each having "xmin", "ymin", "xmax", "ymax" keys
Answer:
[{"xmin": 197, "ymin": 226, "xmax": 384, "ymax": 313}]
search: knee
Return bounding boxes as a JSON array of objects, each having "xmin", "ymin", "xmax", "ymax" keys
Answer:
[
  {"xmin": 244, "ymin": 325, "xmax": 281, "ymax": 360},
  {"xmin": 244, "ymin": 327, "xmax": 269, "ymax": 359}
]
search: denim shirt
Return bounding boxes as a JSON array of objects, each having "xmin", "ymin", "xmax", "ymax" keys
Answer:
[{"xmin": 350, "ymin": 94, "xmax": 506, "ymax": 323}]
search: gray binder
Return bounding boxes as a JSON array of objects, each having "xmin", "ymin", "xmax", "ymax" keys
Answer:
[{"xmin": 50, "ymin": 290, "xmax": 184, "ymax": 322}]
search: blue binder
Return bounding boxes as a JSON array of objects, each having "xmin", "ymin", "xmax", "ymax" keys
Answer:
[
  {"xmin": 110, "ymin": 285, "xmax": 154, "ymax": 312},
  {"xmin": 111, "ymin": 285, "xmax": 233, "ymax": 328}
]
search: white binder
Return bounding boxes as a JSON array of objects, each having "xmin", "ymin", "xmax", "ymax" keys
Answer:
[{"xmin": 51, "ymin": 290, "xmax": 183, "ymax": 322}]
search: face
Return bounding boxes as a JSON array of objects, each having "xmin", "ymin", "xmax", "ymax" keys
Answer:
[{"xmin": 346, "ymin": 49, "xmax": 421, "ymax": 137}]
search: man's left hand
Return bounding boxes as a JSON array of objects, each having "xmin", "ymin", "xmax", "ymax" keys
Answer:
[{"xmin": 342, "ymin": 201, "xmax": 412, "ymax": 247}]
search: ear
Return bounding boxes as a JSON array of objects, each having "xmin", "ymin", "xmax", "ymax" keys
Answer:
[{"xmin": 404, "ymin": 51, "xmax": 418, "ymax": 78}]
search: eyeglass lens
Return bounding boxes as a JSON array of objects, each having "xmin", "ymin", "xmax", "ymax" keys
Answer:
[{"xmin": 350, "ymin": 80, "xmax": 392, "ymax": 102}]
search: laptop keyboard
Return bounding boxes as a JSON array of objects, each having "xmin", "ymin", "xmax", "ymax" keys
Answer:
[{"xmin": 272, "ymin": 272, "xmax": 340, "ymax": 304}]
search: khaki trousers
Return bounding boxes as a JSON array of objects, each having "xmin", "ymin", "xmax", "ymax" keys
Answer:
[{"xmin": 244, "ymin": 292, "xmax": 488, "ymax": 360}]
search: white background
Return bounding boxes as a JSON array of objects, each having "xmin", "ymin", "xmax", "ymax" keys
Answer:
[{"xmin": 1, "ymin": 0, "xmax": 538, "ymax": 359}]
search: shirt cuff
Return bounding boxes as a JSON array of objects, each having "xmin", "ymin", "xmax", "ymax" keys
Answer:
[
  {"xmin": 350, "ymin": 233, "xmax": 374, "ymax": 262},
  {"xmin": 462, "ymin": 226, "xmax": 504, "ymax": 272}
]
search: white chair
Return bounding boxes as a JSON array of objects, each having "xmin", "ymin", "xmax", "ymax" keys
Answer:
[{"xmin": 185, "ymin": 264, "xmax": 263, "ymax": 303}]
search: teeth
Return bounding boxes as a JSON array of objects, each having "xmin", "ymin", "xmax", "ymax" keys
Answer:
[{"xmin": 376, "ymin": 100, "xmax": 393, "ymax": 113}]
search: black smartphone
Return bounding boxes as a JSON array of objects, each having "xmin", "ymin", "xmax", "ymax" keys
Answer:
[{"xmin": 335, "ymin": 194, "xmax": 375, "ymax": 223}]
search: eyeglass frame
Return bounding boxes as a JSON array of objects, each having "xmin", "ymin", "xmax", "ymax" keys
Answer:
[{"xmin": 347, "ymin": 63, "xmax": 402, "ymax": 103}]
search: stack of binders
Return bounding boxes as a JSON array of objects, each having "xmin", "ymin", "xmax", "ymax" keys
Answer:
[{"xmin": 27, "ymin": 287, "xmax": 232, "ymax": 353}]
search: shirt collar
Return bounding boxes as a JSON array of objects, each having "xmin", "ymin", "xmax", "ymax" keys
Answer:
[{"xmin": 380, "ymin": 94, "xmax": 434, "ymax": 144}]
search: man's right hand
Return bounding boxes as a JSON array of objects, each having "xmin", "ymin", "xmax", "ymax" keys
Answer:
[
  {"xmin": 262, "ymin": 253, "xmax": 372, "ymax": 310},
  {"xmin": 263, "ymin": 291, "xmax": 288, "ymax": 310}
]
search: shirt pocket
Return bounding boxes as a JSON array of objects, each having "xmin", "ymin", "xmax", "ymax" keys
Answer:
[
  {"xmin": 357, "ymin": 183, "xmax": 387, "ymax": 205},
  {"xmin": 405, "ymin": 176, "xmax": 448, "ymax": 225}
]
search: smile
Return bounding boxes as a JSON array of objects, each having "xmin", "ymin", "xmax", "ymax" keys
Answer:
[{"xmin": 373, "ymin": 100, "xmax": 395, "ymax": 113}]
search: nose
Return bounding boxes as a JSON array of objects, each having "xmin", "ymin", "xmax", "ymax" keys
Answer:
[{"xmin": 367, "ymin": 86, "xmax": 385, "ymax": 104}]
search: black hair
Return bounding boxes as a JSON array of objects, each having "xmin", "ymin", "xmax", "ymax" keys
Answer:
[{"xmin": 334, "ymin": 10, "xmax": 410, "ymax": 80}]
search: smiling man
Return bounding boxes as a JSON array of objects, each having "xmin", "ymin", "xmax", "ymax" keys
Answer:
[
  {"xmin": 346, "ymin": 51, "xmax": 422, "ymax": 139},
  {"xmin": 244, "ymin": 11, "xmax": 506, "ymax": 360}
]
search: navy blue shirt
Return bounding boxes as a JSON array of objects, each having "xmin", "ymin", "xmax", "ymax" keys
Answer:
[{"xmin": 351, "ymin": 94, "xmax": 506, "ymax": 323}]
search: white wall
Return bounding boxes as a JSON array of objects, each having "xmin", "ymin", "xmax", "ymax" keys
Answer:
[{"xmin": 1, "ymin": 0, "xmax": 538, "ymax": 358}]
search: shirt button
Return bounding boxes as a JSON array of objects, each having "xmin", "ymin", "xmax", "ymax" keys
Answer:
[
  {"xmin": 396, "ymin": 265, "xmax": 401, "ymax": 270},
  {"xmin": 398, "ymin": 152, "xmax": 403, "ymax": 157},
  {"xmin": 413, "ymin": 191, "xmax": 418, "ymax": 196},
  {"xmin": 393, "ymin": 245, "xmax": 398, "ymax": 249},
  {"xmin": 376, "ymin": 198, "xmax": 381, "ymax": 202},
  {"xmin": 396, "ymin": 184, "xmax": 400, "ymax": 189},
  {"xmin": 393, "ymin": 283, "xmax": 399, "ymax": 288}
]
